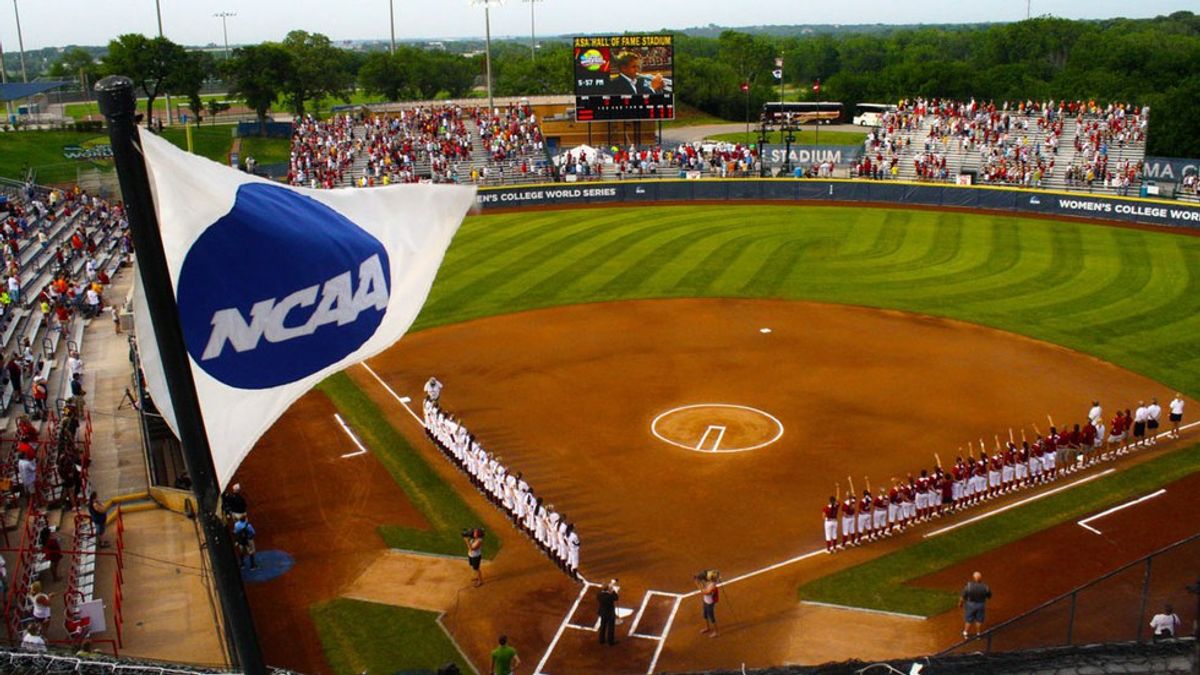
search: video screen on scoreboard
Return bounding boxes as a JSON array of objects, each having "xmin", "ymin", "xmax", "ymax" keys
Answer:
[{"xmin": 573, "ymin": 34, "xmax": 674, "ymax": 122}]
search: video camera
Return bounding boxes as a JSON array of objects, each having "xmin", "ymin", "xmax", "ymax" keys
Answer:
[{"xmin": 461, "ymin": 527, "xmax": 485, "ymax": 539}]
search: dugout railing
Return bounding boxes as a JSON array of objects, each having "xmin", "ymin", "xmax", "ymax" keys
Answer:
[{"xmin": 938, "ymin": 532, "xmax": 1200, "ymax": 656}]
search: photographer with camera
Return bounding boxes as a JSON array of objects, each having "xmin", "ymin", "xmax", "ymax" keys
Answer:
[
  {"xmin": 464, "ymin": 528, "xmax": 485, "ymax": 587},
  {"xmin": 695, "ymin": 570, "xmax": 720, "ymax": 637}
]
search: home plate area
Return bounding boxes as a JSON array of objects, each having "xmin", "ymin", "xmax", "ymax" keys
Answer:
[{"xmin": 539, "ymin": 584, "xmax": 681, "ymax": 674}]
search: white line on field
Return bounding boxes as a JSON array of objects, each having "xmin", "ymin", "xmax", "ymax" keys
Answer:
[
  {"xmin": 334, "ymin": 413, "xmax": 368, "ymax": 458},
  {"xmin": 799, "ymin": 600, "xmax": 927, "ymax": 620},
  {"xmin": 534, "ymin": 582, "xmax": 599, "ymax": 675},
  {"xmin": 695, "ymin": 425, "xmax": 726, "ymax": 452},
  {"xmin": 679, "ymin": 548, "xmax": 828, "ymax": 600},
  {"xmin": 1077, "ymin": 488, "xmax": 1167, "ymax": 535},
  {"xmin": 646, "ymin": 596, "xmax": 682, "ymax": 675},
  {"xmin": 360, "ymin": 363, "xmax": 424, "ymax": 425},
  {"xmin": 923, "ymin": 469, "xmax": 1115, "ymax": 538}
]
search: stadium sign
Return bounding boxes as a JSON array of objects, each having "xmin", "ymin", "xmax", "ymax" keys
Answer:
[
  {"xmin": 63, "ymin": 144, "xmax": 114, "ymax": 160},
  {"xmin": 1142, "ymin": 156, "xmax": 1199, "ymax": 182},
  {"xmin": 762, "ymin": 144, "xmax": 863, "ymax": 166}
]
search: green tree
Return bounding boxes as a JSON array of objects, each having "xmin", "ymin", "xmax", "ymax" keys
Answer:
[
  {"xmin": 170, "ymin": 51, "xmax": 215, "ymax": 124},
  {"xmin": 103, "ymin": 34, "xmax": 189, "ymax": 127},
  {"xmin": 280, "ymin": 30, "xmax": 354, "ymax": 115},
  {"xmin": 48, "ymin": 47, "xmax": 99, "ymax": 90},
  {"xmin": 718, "ymin": 31, "xmax": 775, "ymax": 89},
  {"xmin": 495, "ymin": 45, "xmax": 572, "ymax": 96},
  {"xmin": 224, "ymin": 43, "xmax": 294, "ymax": 134}
]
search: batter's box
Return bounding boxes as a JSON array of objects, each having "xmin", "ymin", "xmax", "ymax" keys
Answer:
[
  {"xmin": 628, "ymin": 591, "xmax": 679, "ymax": 639},
  {"xmin": 565, "ymin": 584, "xmax": 602, "ymax": 631}
]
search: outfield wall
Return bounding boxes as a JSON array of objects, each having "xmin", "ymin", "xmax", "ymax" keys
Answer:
[{"xmin": 475, "ymin": 179, "xmax": 1200, "ymax": 229}]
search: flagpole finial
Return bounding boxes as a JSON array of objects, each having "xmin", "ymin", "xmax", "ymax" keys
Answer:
[{"xmin": 95, "ymin": 75, "xmax": 136, "ymax": 118}]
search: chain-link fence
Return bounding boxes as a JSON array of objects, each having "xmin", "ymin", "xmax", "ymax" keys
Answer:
[{"xmin": 939, "ymin": 532, "xmax": 1200, "ymax": 656}]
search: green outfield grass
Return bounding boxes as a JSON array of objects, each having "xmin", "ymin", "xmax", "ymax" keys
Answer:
[
  {"xmin": 158, "ymin": 125, "xmax": 237, "ymax": 163},
  {"xmin": 705, "ymin": 129, "xmax": 867, "ymax": 146},
  {"xmin": 317, "ymin": 373, "xmax": 499, "ymax": 559},
  {"xmin": 420, "ymin": 205, "xmax": 1200, "ymax": 398},
  {"xmin": 311, "ymin": 599, "xmax": 472, "ymax": 675},
  {"xmin": 0, "ymin": 130, "xmax": 113, "ymax": 184},
  {"xmin": 237, "ymin": 136, "xmax": 292, "ymax": 167}
]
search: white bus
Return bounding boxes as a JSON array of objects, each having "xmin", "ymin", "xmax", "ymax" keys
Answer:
[{"xmin": 852, "ymin": 103, "xmax": 896, "ymax": 127}]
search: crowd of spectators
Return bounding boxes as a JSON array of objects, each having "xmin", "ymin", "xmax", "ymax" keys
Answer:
[
  {"xmin": 287, "ymin": 114, "xmax": 359, "ymax": 189},
  {"xmin": 477, "ymin": 103, "xmax": 550, "ymax": 183},
  {"xmin": 558, "ymin": 142, "xmax": 758, "ymax": 181},
  {"xmin": 357, "ymin": 106, "xmax": 476, "ymax": 186}
]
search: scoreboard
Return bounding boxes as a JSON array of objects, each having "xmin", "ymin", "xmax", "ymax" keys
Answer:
[{"xmin": 573, "ymin": 34, "xmax": 674, "ymax": 122}]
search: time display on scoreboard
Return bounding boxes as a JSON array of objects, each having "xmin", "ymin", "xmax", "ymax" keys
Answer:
[{"xmin": 573, "ymin": 34, "xmax": 674, "ymax": 122}]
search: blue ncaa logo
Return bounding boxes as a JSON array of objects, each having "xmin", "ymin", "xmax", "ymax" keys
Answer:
[{"xmin": 177, "ymin": 183, "xmax": 391, "ymax": 389}]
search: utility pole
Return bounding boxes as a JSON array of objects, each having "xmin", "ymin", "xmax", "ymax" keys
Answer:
[
  {"xmin": 155, "ymin": 0, "xmax": 174, "ymax": 126},
  {"xmin": 13, "ymin": 0, "xmax": 27, "ymax": 82},
  {"xmin": 214, "ymin": 12, "xmax": 236, "ymax": 61},
  {"xmin": 471, "ymin": 0, "xmax": 501, "ymax": 112},
  {"xmin": 523, "ymin": 0, "xmax": 543, "ymax": 60},
  {"xmin": 388, "ymin": 0, "xmax": 396, "ymax": 54},
  {"xmin": 0, "ymin": 36, "xmax": 13, "ymax": 124}
]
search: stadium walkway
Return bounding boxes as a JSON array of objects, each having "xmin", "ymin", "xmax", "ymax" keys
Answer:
[{"xmin": 80, "ymin": 266, "xmax": 227, "ymax": 666}]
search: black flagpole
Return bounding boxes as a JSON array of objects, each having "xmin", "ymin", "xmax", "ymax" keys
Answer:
[{"xmin": 95, "ymin": 75, "xmax": 267, "ymax": 675}]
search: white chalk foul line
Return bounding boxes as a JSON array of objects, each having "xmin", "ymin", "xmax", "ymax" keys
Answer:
[
  {"xmin": 360, "ymin": 363, "xmax": 425, "ymax": 426},
  {"xmin": 534, "ymin": 582, "xmax": 600, "ymax": 675},
  {"xmin": 1077, "ymin": 488, "xmax": 1167, "ymax": 535},
  {"xmin": 923, "ymin": 469, "xmax": 1115, "ymax": 539},
  {"xmin": 646, "ymin": 596, "xmax": 682, "ymax": 675},
  {"xmin": 679, "ymin": 547, "xmax": 829, "ymax": 600},
  {"xmin": 334, "ymin": 413, "xmax": 368, "ymax": 458},
  {"xmin": 799, "ymin": 600, "xmax": 926, "ymax": 620}
]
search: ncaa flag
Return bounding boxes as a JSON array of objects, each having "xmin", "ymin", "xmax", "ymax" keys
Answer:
[{"xmin": 133, "ymin": 132, "xmax": 476, "ymax": 488}]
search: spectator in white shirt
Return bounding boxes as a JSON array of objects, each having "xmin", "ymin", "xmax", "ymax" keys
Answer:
[
  {"xmin": 1168, "ymin": 393, "xmax": 1185, "ymax": 439},
  {"xmin": 1149, "ymin": 604, "xmax": 1181, "ymax": 638}
]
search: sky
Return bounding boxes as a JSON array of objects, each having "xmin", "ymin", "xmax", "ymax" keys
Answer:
[{"xmin": 0, "ymin": 0, "xmax": 1192, "ymax": 52}]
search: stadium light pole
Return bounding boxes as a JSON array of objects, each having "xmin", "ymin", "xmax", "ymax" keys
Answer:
[
  {"xmin": 388, "ymin": 0, "xmax": 396, "ymax": 54},
  {"xmin": 523, "ymin": 0, "xmax": 543, "ymax": 60},
  {"xmin": 214, "ymin": 12, "xmax": 236, "ymax": 61},
  {"xmin": 153, "ymin": 0, "xmax": 175, "ymax": 126},
  {"xmin": 0, "ymin": 37, "xmax": 14, "ymax": 123},
  {"xmin": 471, "ymin": 0, "xmax": 502, "ymax": 112},
  {"xmin": 12, "ymin": 0, "xmax": 27, "ymax": 83}
]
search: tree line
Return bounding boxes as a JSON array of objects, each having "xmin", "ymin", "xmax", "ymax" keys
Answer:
[{"xmin": 48, "ymin": 12, "xmax": 1200, "ymax": 156}]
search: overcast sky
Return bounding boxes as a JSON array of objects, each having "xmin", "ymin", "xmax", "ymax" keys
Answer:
[{"xmin": 0, "ymin": 0, "xmax": 1192, "ymax": 51}]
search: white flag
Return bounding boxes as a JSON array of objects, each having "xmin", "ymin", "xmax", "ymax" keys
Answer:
[
  {"xmin": 133, "ymin": 132, "xmax": 476, "ymax": 488},
  {"xmin": 772, "ymin": 69, "xmax": 783, "ymax": 80}
]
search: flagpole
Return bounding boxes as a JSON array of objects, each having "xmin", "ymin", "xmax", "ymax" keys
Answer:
[{"xmin": 95, "ymin": 75, "xmax": 268, "ymax": 675}]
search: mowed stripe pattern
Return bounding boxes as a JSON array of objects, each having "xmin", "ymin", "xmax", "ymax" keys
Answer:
[{"xmin": 414, "ymin": 205, "xmax": 1200, "ymax": 396}]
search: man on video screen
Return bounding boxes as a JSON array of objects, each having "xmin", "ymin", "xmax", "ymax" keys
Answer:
[{"xmin": 605, "ymin": 51, "xmax": 668, "ymax": 95}]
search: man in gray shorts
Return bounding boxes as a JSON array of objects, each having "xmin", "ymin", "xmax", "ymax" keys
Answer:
[{"xmin": 958, "ymin": 571, "xmax": 992, "ymax": 639}]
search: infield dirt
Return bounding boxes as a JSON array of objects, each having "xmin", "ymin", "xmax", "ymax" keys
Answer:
[{"xmin": 240, "ymin": 298, "xmax": 1195, "ymax": 674}]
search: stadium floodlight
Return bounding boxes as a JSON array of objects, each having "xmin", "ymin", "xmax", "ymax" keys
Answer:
[
  {"xmin": 522, "ymin": 0, "xmax": 544, "ymax": 60},
  {"xmin": 470, "ymin": 0, "xmax": 503, "ymax": 112},
  {"xmin": 388, "ymin": 0, "xmax": 396, "ymax": 54},
  {"xmin": 12, "ymin": 0, "xmax": 27, "ymax": 83},
  {"xmin": 213, "ymin": 12, "xmax": 237, "ymax": 61}
]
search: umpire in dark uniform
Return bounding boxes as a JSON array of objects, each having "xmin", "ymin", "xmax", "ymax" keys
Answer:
[{"xmin": 597, "ymin": 579, "xmax": 619, "ymax": 646}]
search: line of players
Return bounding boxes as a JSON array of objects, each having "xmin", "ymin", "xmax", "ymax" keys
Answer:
[
  {"xmin": 422, "ymin": 378, "xmax": 581, "ymax": 579},
  {"xmin": 822, "ymin": 396, "xmax": 1187, "ymax": 553}
]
